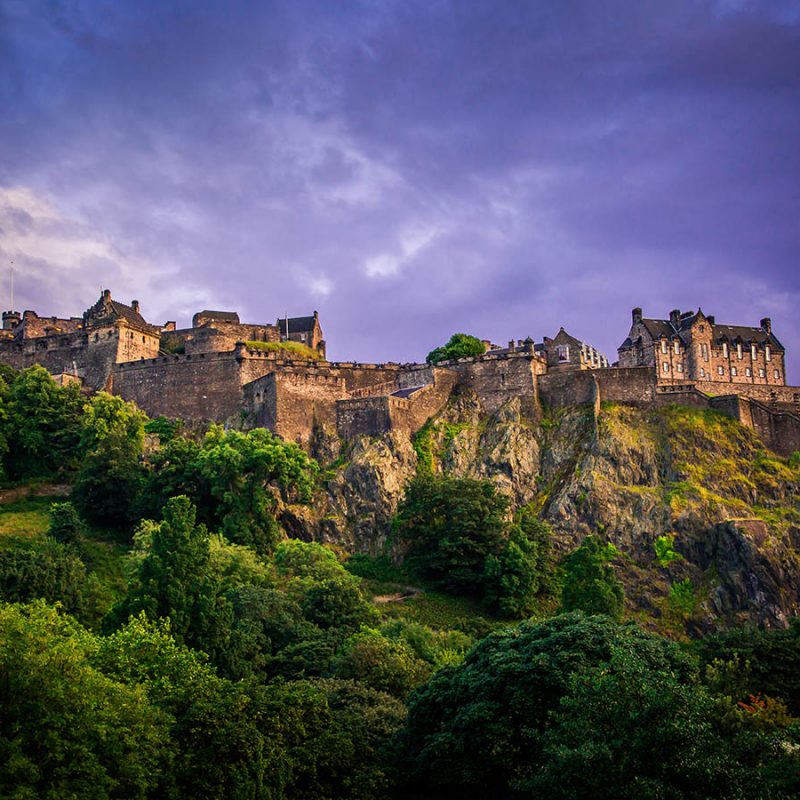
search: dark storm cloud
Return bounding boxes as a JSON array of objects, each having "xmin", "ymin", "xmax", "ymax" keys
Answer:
[{"xmin": 1, "ymin": 0, "xmax": 798, "ymax": 376}]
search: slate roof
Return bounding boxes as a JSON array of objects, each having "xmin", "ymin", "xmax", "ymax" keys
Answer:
[
  {"xmin": 195, "ymin": 310, "xmax": 240, "ymax": 323},
  {"xmin": 624, "ymin": 312, "xmax": 784, "ymax": 352},
  {"xmin": 278, "ymin": 316, "xmax": 317, "ymax": 334},
  {"xmin": 109, "ymin": 301, "xmax": 152, "ymax": 329}
]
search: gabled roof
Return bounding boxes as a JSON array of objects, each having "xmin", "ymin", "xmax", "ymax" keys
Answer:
[
  {"xmin": 109, "ymin": 301, "xmax": 151, "ymax": 329},
  {"xmin": 712, "ymin": 324, "xmax": 784, "ymax": 350},
  {"xmin": 278, "ymin": 315, "xmax": 317, "ymax": 334}
]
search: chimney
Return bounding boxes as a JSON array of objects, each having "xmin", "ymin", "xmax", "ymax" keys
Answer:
[
  {"xmin": 102, "ymin": 289, "xmax": 111, "ymax": 301},
  {"xmin": 706, "ymin": 315, "xmax": 715, "ymax": 325},
  {"xmin": 632, "ymin": 307, "xmax": 642, "ymax": 324},
  {"xmin": 508, "ymin": 340, "xmax": 516, "ymax": 352},
  {"xmin": 761, "ymin": 317, "xmax": 772, "ymax": 334},
  {"xmin": 131, "ymin": 300, "xmax": 140, "ymax": 315},
  {"xmin": 669, "ymin": 309, "xmax": 680, "ymax": 325}
]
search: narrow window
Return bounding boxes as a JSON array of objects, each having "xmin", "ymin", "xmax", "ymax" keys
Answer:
[
  {"xmin": 737, "ymin": 343, "xmax": 743, "ymax": 360},
  {"xmin": 717, "ymin": 366, "xmax": 724, "ymax": 376},
  {"xmin": 700, "ymin": 368, "xmax": 706, "ymax": 377},
  {"xmin": 745, "ymin": 367, "xmax": 752, "ymax": 377},
  {"xmin": 774, "ymin": 369, "xmax": 780, "ymax": 380},
  {"xmin": 722, "ymin": 342, "xmax": 728, "ymax": 358},
  {"xmin": 765, "ymin": 346, "xmax": 771, "ymax": 362},
  {"xmin": 751, "ymin": 344, "xmax": 757, "ymax": 360},
  {"xmin": 661, "ymin": 340, "xmax": 667, "ymax": 354},
  {"xmin": 731, "ymin": 366, "xmax": 738, "ymax": 377},
  {"xmin": 758, "ymin": 368, "xmax": 765, "ymax": 378},
  {"xmin": 662, "ymin": 362, "xmax": 669, "ymax": 372},
  {"xmin": 677, "ymin": 364, "xmax": 683, "ymax": 373},
  {"xmin": 674, "ymin": 340, "xmax": 680, "ymax": 354}
]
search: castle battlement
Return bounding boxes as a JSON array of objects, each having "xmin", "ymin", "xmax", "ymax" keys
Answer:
[{"xmin": 2, "ymin": 291, "xmax": 797, "ymax": 457}]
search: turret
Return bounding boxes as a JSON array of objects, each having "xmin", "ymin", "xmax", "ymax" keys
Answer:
[{"xmin": 2, "ymin": 310, "xmax": 20, "ymax": 330}]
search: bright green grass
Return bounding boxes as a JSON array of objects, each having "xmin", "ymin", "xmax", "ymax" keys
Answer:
[
  {"xmin": 0, "ymin": 496, "xmax": 61, "ymax": 540},
  {"xmin": 245, "ymin": 340, "xmax": 321, "ymax": 360}
]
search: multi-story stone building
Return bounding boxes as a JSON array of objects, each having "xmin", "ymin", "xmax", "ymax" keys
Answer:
[{"xmin": 618, "ymin": 307, "xmax": 786, "ymax": 387}]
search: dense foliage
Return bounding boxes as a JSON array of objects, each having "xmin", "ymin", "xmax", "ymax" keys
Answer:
[
  {"xmin": 394, "ymin": 475, "xmax": 553, "ymax": 613},
  {"xmin": 425, "ymin": 333, "xmax": 485, "ymax": 364},
  {"xmin": 560, "ymin": 534, "xmax": 625, "ymax": 619},
  {"xmin": 1, "ymin": 365, "xmax": 799, "ymax": 798}
]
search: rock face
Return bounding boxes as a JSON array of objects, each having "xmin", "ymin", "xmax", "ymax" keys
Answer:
[{"xmin": 286, "ymin": 392, "xmax": 800, "ymax": 633}]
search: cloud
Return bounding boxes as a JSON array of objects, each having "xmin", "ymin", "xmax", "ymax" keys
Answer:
[{"xmin": 0, "ymin": 0, "xmax": 798, "ymax": 377}]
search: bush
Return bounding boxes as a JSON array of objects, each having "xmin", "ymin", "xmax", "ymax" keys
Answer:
[
  {"xmin": 48, "ymin": 501, "xmax": 85, "ymax": 546},
  {"xmin": 560, "ymin": 535, "xmax": 625, "ymax": 620}
]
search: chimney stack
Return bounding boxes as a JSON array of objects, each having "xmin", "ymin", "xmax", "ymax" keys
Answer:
[
  {"xmin": 131, "ymin": 300, "xmax": 140, "ymax": 315},
  {"xmin": 632, "ymin": 307, "xmax": 642, "ymax": 324},
  {"xmin": 669, "ymin": 309, "xmax": 680, "ymax": 325},
  {"xmin": 761, "ymin": 317, "xmax": 772, "ymax": 334},
  {"xmin": 706, "ymin": 315, "xmax": 715, "ymax": 325}
]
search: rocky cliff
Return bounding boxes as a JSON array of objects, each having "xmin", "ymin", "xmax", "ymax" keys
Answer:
[{"xmin": 281, "ymin": 390, "xmax": 800, "ymax": 635}]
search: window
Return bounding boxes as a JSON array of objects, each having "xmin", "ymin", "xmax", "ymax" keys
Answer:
[
  {"xmin": 662, "ymin": 362, "xmax": 669, "ymax": 373},
  {"xmin": 722, "ymin": 342, "xmax": 729, "ymax": 358},
  {"xmin": 717, "ymin": 366, "xmax": 724, "ymax": 376},
  {"xmin": 774, "ymin": 369, "xmax": 780, "ymax": 380},
  {"xmin": 677, "ymin": 364, "xmax": 683, "ymax": 373},
  {"xmin": 700, "ymin": 368, "xmax": 706, "ymax": 377},
  {"xmin": 759, "ymin": 368, "xmax": 765, "ymax": 378},
  {"xmin": 737, "ymin": 343, "xmax": 743, "ymax": 359},
  {"xmin": 661, "ymin": 340, "xmax": 668, "ymax": 354},
  {"xmin": 557, "ymin": 345, "xmax": 570, "ymax": 362},
  {"xmin": 674, "ymin": 340, "xmax": 680, "ymax": 354},
  {"xmin": 731, "ymin": 366, "xmax": 738, "ymax": 376},
  {"xmin": 765, "ymin": 346, "xmax": 771, "ymax": 362},
  {"xmin": 745, "ymin": 367, "xmax": 752, "ymax": 377},
  {"xmin": 751, "ymin": 344, "xmax": 757, "ymax": 360},
  {"xmin": 701, "ymin": 343, "xmax": 709, "ymax": 360}
]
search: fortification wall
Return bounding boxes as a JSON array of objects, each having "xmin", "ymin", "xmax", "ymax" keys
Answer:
[
  {"xmin": 243, "ymin": 370, "xmax": 348, "ymax": 444},
  {"xmin": 336, "ymin": 369, "xmax": 457, "ymax": 439},
  {"xmin": 693, "ymin": 380, "xmax": 800, "ymax": 408},
  {"xmin": 113, "ymin": 352, "xmax": 244, "ymax": 421},
  {"xmin": 594, "ymin": 367, "xmax": 657, "ymax": 405},
  {"xmin": 444, "ymin": 353, "xmax": 542, "ymax": 415},
  {"xmin": 538, "ymin": 370, "xmax": 597, "ymax": 408}
]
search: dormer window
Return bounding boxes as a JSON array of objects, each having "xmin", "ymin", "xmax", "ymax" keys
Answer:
[
  {"xmin": 557, "ymin": 345, "xmax": 570, "ymax": 362},
  {"xmin": 673, "ymin": 341, "xmax": 680, "ymax": 354},
  {"xmin": 661, "ymin": 340, "xmax": 667, "ymax": 354},
  {"xmin": 751, "ymin": 344, "xmax": 757, "ymax": 360},
  {"xmin": 722, "ymin": 342, "xmax": 728, "ymax": 358},
  {"xmin": 737, "ymin": 343, "xmax": 743, "ymax": 360}
]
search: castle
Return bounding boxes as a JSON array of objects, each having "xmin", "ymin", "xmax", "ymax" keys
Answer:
[{"xmin": 1, "ymin": 291, "xmax": 798, "ymax": 456}]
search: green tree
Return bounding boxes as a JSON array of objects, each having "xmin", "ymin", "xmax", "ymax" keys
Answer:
[
  {"xmin": 0, "ymin": 539, "xmax": 87, "ymax": 613},
  {"xmin": 561, "ymin": 534, "xmax": 625, "ymax": 619},
  {"xmin": 0, "ymin": 602, "xmax": 168, "ymax": 800},
  {"xmin": 107, "ymin": 496, "xmax": 226, "ymax": 653},
  {"xmin": 426, "ymin": 333, "xmax": 485, "ymax": 365},
  {"xmin": 332, "ymin": 628, "xmax": 431, "ymax": 698},
  {"xmin": 395, "ymin": 613, "xmax": 699, "ymax": 799},
  {"xmin": 483, "ymin": 509, "xmax": 553, "ymax": 616},
  {"xmin": 72, "ymin": 393, "xmax": 148, "ymax": 529},
  {"xmin": 196, "ymin": 426, "xmax": 318, "ymax": 554},
  {"xmin": 394, "ymin": 475, "xmax": 509, "ymax": 595},
  {"xmin": 48, "ymin": 500, "xmax": 85, "ymax": 545},
  {"xmin": 529, "ymin": 650, "xmax": 795, "ymax": 800},
  {"xmin": 4, "ymin": 365, "xmax": 84, "ymax": 478}
]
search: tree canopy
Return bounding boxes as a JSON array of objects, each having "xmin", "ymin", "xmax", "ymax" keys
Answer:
[{"xmin": 425, "ymin": 333, "xmax": 485, "ymax": 365}]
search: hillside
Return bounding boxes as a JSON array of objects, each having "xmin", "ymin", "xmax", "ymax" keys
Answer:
[{"xmin": 287, "ymin": 392, "xmax": 800, "ymax": 636}]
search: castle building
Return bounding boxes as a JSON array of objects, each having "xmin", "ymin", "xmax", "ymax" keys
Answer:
[
  {"xmin": 618, "ymin": 308, "xmax": 786, "ymax": 387},
  {"xmin": 1, "ymin": 291, "xmax": 797, "ymax": 457}
]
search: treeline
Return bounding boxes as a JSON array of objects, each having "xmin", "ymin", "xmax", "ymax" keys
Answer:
[{"xmin": 0, "ymin": 364, "xmax": 799, "ymax": 799}]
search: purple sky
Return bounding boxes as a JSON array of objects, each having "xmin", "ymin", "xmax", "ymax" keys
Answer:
[{"xmin": 2, "ymin": 1, "xmax": 799, "ymax": 379}]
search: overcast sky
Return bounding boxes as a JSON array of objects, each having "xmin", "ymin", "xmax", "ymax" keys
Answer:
[{"xmin": 1, "ymin": 0, "xmax": 799, "ymax": 377}]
